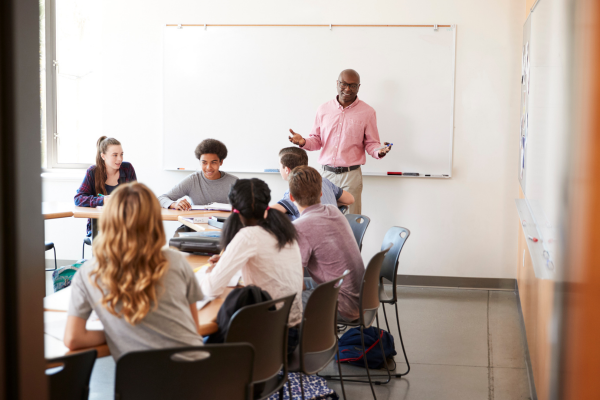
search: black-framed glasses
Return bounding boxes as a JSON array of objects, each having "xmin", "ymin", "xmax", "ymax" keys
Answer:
[{"xmin": 337, "ymin": 81, "xmax": 360, "ymax": 90}]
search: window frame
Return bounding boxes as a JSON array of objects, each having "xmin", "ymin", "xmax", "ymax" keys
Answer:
[{"xmin": 43, "ymin": 0, "xmax": 93, "ymax": 170}]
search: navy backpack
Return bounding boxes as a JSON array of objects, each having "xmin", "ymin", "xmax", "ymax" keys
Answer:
[{"xmin": 336, "ymin": 327, "xmax": 397, "ymax": 369}]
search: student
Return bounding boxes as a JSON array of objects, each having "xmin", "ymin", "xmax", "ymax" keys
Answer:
[
  {"xmin": 74, "ymin": 136, "xmax": 137, "ymax": 235},
  {"xmin": 158, "ymin": 139, "xmax": 238, "ymax": 210},
  {"xmin": 270, "ymin": 147, "xmax": 354, "ymax": 221},
  {"xmin": 200, "ymin": 178, "xmax": 303, "ymax": 353},
  {"xmin": 289, "ymin": 166, "xmax": 364, "ymax": 322},
  {"xmin": 65, "ymin": 183, "xmax": 204, "ymax": 360}
]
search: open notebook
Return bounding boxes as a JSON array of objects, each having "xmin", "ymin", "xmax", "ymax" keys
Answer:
[{"xmin": 191, "ymin": 202, "xmax": 232, "ymax": 212}]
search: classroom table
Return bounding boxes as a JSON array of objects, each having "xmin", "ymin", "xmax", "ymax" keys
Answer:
[
  {"xmin": 42, "ymin": 202, "xmax": 75, "ymax": 220},
  {"xmin": 73, "ymin": 206, "xmax": 231, "ymax": 239},
  {"xmin": 44, "ymin": 252, "xmax": 233, "ymax": 361}
]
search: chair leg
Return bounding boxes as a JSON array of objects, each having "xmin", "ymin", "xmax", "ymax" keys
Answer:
[
  {"xmin": 337, "ymin": 343, "xmax": 347, "ymax": 400},
  {"xmin": 360, "ymin": 325, "xmax": 378, "ymax": 400},
  {"xmin": 375, "ymin": 314, "xmax": 392, "ymax": 384},
  {"xmin": 393, "ymin": 301, "xmax": 410, "ymax": 376},
  {"xmin": 82, "ymin": 240, "xmax": 85, "ymax": 259},
  {"xmin": 53, "ymin": 247, "xmax": 57, "ymax": 270},
  {"xmin": 279, "ymin": 381, "xmax": 285, "ymax": 400},
  {"xmin": 300, "ymin": 373, "xmax": 305, "ymax": 400}
]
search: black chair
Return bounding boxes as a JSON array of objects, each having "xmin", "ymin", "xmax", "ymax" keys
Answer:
[
  {"xmin": 322, "ymin": 246, "xmax": 392, "ymax": 400},
  {"xmin": 225, "ymin": 294, "xmax": 296, "ymax": 400},
  {"xmin": 82, "ymin": 237, "xmax": 92, "ymax": 259},
  {"xmin": 338, "ymin": 205, "xmax": 348, "ymax": 214},
  {"xmin": 115, "ymin": 344, "xmax": 254, "ymax": 400},
  {"xmin": 46, "ymin": 349, "xmax": 97, "ymax": 400},
  {"xmin": 45, "ymin": 241, "xmax": 57, "ymax": 271},
  {"xmin": 345, "ymin": 214, "xmax": 371, "ymax": 251},
  {"xmin": 379, "ymin": 227, "xmax": 411, "ymax": 377},
  {"xmin": 287, "ymin": 272, "xmax": 349, "ymax": 400}
]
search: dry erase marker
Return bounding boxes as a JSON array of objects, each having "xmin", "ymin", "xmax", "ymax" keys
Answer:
[
  {"xmin": 403, "ymin": 172, "xmax": 420, "ymax": 176},
  {"xmin": 527, "ymin": 235, "xmax": 538, "ymax": 242},
  {"xmin": 387, "ymin": 172, "xmax": 402, "ymax": 175},
  {"xmin": 376, "ymin": 143, "xmax": 393, "ymax": 151},
  {"xmin": 177, "ymin": 168, "xmax": 185, "ymax": 170}
]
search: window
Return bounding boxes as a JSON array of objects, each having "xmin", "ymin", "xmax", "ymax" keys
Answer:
[{"xmin": 43, "ymin": 0, "xmax": 103, "ymax": 169}]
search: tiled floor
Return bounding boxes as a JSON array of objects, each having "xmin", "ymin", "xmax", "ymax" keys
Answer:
[{"xmin": 47, "ymin": 279, "xmax": 532, "ymax": 400}]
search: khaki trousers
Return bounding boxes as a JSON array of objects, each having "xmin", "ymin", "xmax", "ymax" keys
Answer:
[{"xmin": 321, "ymin": 166, "xmax": 363, "ymax": 215}]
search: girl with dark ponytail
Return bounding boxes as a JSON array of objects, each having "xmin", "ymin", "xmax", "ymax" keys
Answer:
[
  {"xmin": 201, "ymin": 178, "xmax": 304, "ymax": 352},
  {"xmin": 74, "ymin": 136, "xmax": 137, "ymax": 236}
]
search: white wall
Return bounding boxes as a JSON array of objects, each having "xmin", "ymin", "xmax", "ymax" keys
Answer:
[{"xmin": 44, "ymin": 0, "xmax": 523, "ymax": 279}]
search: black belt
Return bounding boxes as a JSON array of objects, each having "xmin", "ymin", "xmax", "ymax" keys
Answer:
[{"xmin": 323, "ymin": 165, "xmax": 361, "ymax": 174}]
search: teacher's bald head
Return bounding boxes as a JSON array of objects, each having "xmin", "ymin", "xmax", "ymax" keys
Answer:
[{"xmin": 337, "ymin": 69, "xmax": 361, "ymax": 106}]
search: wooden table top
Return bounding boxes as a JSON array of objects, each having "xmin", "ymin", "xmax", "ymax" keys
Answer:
[
  {"xmin": 72, "ymin": 206, "xmax": 230, "ymax": 222},
  {"xmin": 42, "ymin": 202, "xmax": 75, "ymax": 220},
  {"xmin": 44, "ymin": 254, "xmax": 232, "ymax": 361}
]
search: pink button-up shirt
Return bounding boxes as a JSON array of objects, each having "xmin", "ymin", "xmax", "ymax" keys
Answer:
[{"xmin": 302, "ymin": 97, "xmax": 382, "ymax": 167}]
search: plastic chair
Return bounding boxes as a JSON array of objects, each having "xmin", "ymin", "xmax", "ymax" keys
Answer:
[
  {"xmin": 46, "ymin": 349, "xmax": 97, "ymax": 400},
  {"xmin": 322, "ymin": 246, "xmax": 392, "ymax": 400},
  {"xmin": 287, "ymin": 272, "xmax": 349, "ymax": 400},
  {"xmin": 344, "ymin": 214, "xmax": 371, "ymax": 251},
  {"xmin": 115, "ymin": 344, "xmax": 254, "ymax": 400},
  {"xmin": 225, "ymin": 294, "xmax": 296, "ymax": 400},
  {"xmin": 338, "ymin": 205, "xmax": 348, "ymax": 214},
  {"xmin": 45, "ymin": 241, "xmax": 57, "ymax": 271},
  {"xmin": 379, "ymin": 227, "xmax": 411, "ymax": 377}
]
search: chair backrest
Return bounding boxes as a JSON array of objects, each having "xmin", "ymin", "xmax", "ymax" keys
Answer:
[
  {"xmin": 380, "ymin": 227, "xmax": 411, "ymax": 299},
  {"xmin": 115, "ymin": 344, "xmax": 254, "ymax": 400},
  {"xmin": 345, "ymin": 214, "xmax": 371, "ymax": 251},
  {"xmin": 300, "ymin": 272, "xmax": 348, "ymax": 374},
  {"xmin": 225, "ymin": 294, "xmax": 295, "ymax": 384},
  {"xmin": 359, "ymin": 246, "xmax": 391, "ymax": 327},
  {"xmin": 46, "ymin": 349, "xmax": 97, "ymax": 400}
]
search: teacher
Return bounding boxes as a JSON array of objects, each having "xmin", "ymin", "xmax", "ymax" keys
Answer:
[{"xmin": 288, "ymin": 69, "xmax": 392, "ymax": 214}]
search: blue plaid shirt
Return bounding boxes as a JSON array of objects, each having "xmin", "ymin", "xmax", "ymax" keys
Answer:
[{"xmin": 74, "ymin": 162, "xmax": 137, "ymax": 234}]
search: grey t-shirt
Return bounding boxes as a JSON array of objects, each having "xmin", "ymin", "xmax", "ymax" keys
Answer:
[
  {"xmin": 158, "ymin": 171, "xmax": 238, "ymax": 209},
  {"xmin": 68, "ymin": 249, "xmax": 204, "ymax": 360}
]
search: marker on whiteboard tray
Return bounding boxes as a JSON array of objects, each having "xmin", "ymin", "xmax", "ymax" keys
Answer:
[
  {"xmin": 527, "ymin": 235, "xmax": 538, "ymax": 243},
  {"xmin": 177, "ymin": 168, "xmax": 186, "ymax": 170},
  {"xmin": 264, "ymin": 169, "xmax": 279, "ymax": 173},
  {"xmin": 403, "ymin": 172, "xmax": 420, "ymax": 176},
  {"xmin": 387, "ymin": 172, "xmax": 402, "ymax": 175}
]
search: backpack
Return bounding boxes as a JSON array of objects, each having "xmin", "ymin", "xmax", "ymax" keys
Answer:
[
  {"xmin": 51, "ymin": 259, "xmax": 86, "ymax": 292},
  {"xmin": 205, "ymin": 285, "xmax": 272, "ymax": 343},
  {"xmin": 336, "ymin": 327, "xmax": 397, "ymax": 369}
]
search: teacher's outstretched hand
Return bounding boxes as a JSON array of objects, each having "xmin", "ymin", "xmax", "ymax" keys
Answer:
[{"xmin": 288, "ymin": 129, "xmax": 306, "ymax": 147}]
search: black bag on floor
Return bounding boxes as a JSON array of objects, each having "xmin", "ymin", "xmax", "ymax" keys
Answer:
[{"xmin": 336, "ymin": 327, "xmax": 397, "ymax": 369}]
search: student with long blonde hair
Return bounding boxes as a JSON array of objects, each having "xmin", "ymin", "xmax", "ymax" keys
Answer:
[{"xmin": 65, "ymin": 183, "xmax": 204, "ymax": 359}]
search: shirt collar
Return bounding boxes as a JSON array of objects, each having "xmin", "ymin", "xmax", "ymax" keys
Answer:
[{"xmin": 335, "ymin": 95, "xmax": 360, "ymax": 110}]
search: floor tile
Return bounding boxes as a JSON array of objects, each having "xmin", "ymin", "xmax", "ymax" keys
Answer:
[
  {"xmin": 488, "ymin": 291, "xmax": 527, "ymax": 368},
  {"xmin": 379, "ymin": 287, "xmax": 489, "ymax": 367},
  {"xmin": 492, "ymin": 366, "xmax": 531, "ymax": 400}
]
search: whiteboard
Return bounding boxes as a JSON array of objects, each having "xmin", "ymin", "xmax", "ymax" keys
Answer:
[
  {"xmin": 522, "ymin": 0, "xmax": 570, "ymax": 276},
  {"xmin": 163, "ymin": 25, "xmax": 456, "ymax": 175}
]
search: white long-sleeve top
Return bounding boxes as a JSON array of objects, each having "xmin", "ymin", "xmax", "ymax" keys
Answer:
[{"xmin": 200, "ymin": 226, "xmax": 304, "ymax": 326}]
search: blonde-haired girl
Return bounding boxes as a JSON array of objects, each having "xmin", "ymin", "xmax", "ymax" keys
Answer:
[{"xmin": 65, "ymin": 182, "xmax": 204, "ymax": 359}]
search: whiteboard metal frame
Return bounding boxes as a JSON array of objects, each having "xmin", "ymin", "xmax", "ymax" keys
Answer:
[{"xmin": 163, "ymin": 23, "xmax": 458, "ymax": 178}]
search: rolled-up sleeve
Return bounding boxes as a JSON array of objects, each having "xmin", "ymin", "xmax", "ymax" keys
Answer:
[
  {"xmin": 363, "ymin": 110, "xmax": 383, "ymax": 159},
  {"xmin": 200, "ymin": 230, "xmax": 256, "ymax": 297},
  {"xmin": 67, "ymin": 269, "xmax": 93, "ymax": 320},
  {"xmin": 302, "ymin": 111, "xmax": 324, "ymax": 151}
]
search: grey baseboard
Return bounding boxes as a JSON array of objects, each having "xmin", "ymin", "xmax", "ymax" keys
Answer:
[
  {"xmin": 515, "ymin": 281, "xmax": 538, "ymax": 400},
  {"xmin": 396, "ymin": 275, "xmax": 516, "ymax": 290}
]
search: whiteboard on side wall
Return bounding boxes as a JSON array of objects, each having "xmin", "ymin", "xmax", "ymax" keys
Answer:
[{"xmin": 163, "ymin": 25, "xmax": 456, "ymax": 176}]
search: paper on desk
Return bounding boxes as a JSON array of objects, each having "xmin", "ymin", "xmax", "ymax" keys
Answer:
[
  {"xmin": 191, "ymin": 202, "xmax": 232, "ymax": 212},
  {"xmin": 195, "ymin": 263, "xmax": 242, "ymax": 302},
  {"xmin": 44, "ymin": 310, "xmax": 104, "ymax": 342}
]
